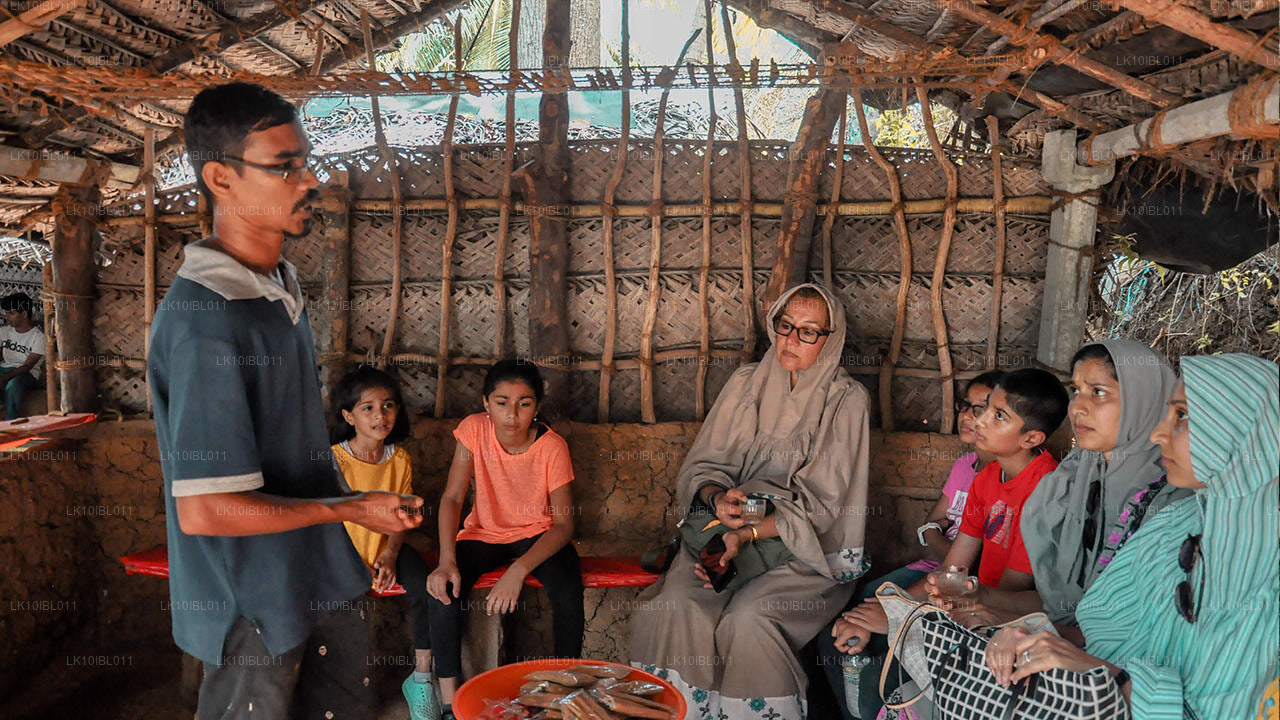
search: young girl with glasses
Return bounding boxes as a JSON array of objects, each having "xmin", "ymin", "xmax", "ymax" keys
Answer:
[{"xmin": 818, "ymin": 370, "xmax": 1004, "ymax": 720}]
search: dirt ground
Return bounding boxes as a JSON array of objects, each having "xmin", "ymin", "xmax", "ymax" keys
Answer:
[{"xmin": 0, "ymin": 643, "xmax": 416, "ymax": 720}]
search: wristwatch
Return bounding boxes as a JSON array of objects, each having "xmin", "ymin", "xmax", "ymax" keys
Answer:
[{"xmin": 916, "ymin": 521, "xmax": 944, "ymax": 547}]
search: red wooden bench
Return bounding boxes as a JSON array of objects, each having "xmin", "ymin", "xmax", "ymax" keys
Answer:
[
  {"xmin": 119, "ymin": 545, "xmax": 660, "ymax": 596},
  {"xmin": 121, "ymin": 544, "xmax": 659, "ymax": 706}
]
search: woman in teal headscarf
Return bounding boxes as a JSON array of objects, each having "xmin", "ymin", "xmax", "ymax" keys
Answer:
[{"xmin": 985, "ymin": 353, "xmax": 1279, "ymax": 719}]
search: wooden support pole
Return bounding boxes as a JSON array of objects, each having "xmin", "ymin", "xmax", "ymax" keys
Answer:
[
  {"xmin": 721, "ymin": 1, "xmax": 756, "ymax": 357},
  {"xmin": 524, "ymin": 0, "xmax": 573, "ymax": 419},
  {"xmin": 51, "ymin": 183, "xmax": 100, "ymax": 413},
  {"xmin": 985, "ymin": 116, "xmax": 1007, "ymax": 372},
  {"xmin": 196, "ymin": 194, "xmax": 211, "ymax": 238},
  {"xmin": 143, "ymin": 128, "xmax": 156, "ymax": 413},
  {"xmin": 1038, "ymin": 129, "xmax": 1114, "ymax": 371},
  {"xmin": 764, "ymin": 87, "xmax": 847, "ymax": 308},
  {"xmin": 494, "ymin": 0, "xmax": 521, "ymax": 361},
  {"xmin": 917, "ymin": 84, "xmax": 958, "ymax": 434},
  {"xmin": 363, "ymin": 10, "xmax": 404, "ymax": 370},
  {"xmin": 41, "ymin": 262, "xmax": 59, "ymax": 414},
  {"xmin": 696, "ymin": 0, "xmax": 716, "ymax": 420},
  {"xmin": 945, "ymin": 0, "xmax": 1182, "ymax": 107},
  {"xmin": 640, "ymin": 89, "xmax": 670, "ymax": 425},
  {"xmin": 599, "ymin": 0, "xmax": 629, "ymax": 422},
  {"xmin": 1111, "ymin": 0, "xmax": 1278, "ymax": 69},
  {"xmin": 853, "ymin": 89, "xmax": 911, "ymax": 430},
  {"xmin": 821, "ymin": 106, "xmax": 847, "ymax": 290},
  {"xmin": 436, "ymin": 20, "xmax": 462, "ymax": 418},
  {"xmin": 640, "ymin": 29, "xmax": 701, "ymax": 424},
  {"xmin": 317, "ymin": 170, "xmax": 352, "ymax": 413}
]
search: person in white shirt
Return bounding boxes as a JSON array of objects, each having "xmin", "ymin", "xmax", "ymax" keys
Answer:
[{"xmin": 1, "ymin": 292, "xmax": 45, "ymax": 419}]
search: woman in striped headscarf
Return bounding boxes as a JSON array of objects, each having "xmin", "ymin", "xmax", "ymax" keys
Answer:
[{"xmin": 985, "ymin": 353, "xmax": 1279, "ymax": 719}]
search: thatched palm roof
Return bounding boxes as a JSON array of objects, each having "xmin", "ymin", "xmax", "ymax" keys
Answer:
[
  {"xmin": 0, "ymin": 0, "xmax": 1275, "ymax": 237},
  {"xmin": 730, "ymin": 0, "xmax": 1276, "ymax": 197},
  {"xmin": 0, "ymin": 0, "xmax": 470, "ymax": 234}
]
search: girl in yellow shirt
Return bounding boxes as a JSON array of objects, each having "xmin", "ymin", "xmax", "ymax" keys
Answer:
[{"xmin": 330, "ymin": 366, "xmax": 437, "ymax": 720}]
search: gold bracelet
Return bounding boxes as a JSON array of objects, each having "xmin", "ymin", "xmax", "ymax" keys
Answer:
[{"xmin": 750, "ymin": 525, "xmax": 760, "ymax": 543}]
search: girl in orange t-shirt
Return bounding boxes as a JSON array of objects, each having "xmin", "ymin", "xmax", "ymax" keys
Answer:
[{"xmin": 425, "ymin": 360, "xmax": 582, "ymax": 718}]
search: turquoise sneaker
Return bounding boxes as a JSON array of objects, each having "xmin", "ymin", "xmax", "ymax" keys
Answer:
[{"xmin": 402, "ymin": 673, "xmax": 441, "ymax": 720}]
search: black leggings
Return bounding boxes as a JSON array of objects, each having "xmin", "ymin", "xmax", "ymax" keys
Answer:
[
  {"xmin": 426, "ymin": 534, "xmax": 584, "ymax": 678},
  {"xmin": 395, "ymin": 544, "xmax": 433, "ymax": 652}
]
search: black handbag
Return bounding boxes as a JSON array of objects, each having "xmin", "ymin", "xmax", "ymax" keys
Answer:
[{"xmin": 920, "ymin": 611, "xmax": 1130, "ymax": 720}]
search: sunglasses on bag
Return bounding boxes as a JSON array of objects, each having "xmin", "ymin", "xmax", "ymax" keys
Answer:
[
  {"xmin": 1176, "ymin": 534, "xmax": 1204, "ymax": 624},
  {"xmin": 1072, "ymin": 478, "xmax": 1104, "ymax": 586},
  {"xmin": 1083, "ymin": 479, "xmax": 1104, "ymax": 547}
]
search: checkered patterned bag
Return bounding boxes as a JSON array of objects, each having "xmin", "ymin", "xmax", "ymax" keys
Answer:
[{"xmin": 921, "ymin": 611, "xmax": 1130, "ymax": 720}]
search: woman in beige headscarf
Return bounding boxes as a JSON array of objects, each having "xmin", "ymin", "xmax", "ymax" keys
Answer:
[{"xmin": 629, "ymin": 283, "xmax": 871, "ymax": 720}]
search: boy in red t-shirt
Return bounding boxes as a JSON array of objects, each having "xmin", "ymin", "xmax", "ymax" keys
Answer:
[{"xmin": 834, "ymin": 368, "xmax": 1068, "ymax": 653}]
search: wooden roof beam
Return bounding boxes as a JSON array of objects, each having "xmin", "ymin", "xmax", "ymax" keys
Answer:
[
  {"xmin": 0, "ymin": 0, "xmax": 88, "ymax": 47},
  {"xmin": 1109, "ymin": 0, "xmax": 1278, "ymax": 69},
  {"xmin": 816, "ymin": 2, "xmax": 1103, "ymax": 131},
  {"xmin": 946, "ymin": 0, "xmax": 1182, "ymax": 107},
  {"xmin": 1079, "ymin": 75, "xmax": 1279, "ymax": 164},
  {"xmin": 0, "ymin": 143, "xmax": 139, "ymax": 188}
]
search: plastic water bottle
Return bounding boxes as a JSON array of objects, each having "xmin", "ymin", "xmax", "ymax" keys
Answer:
[{"xmin": 842, "ymin": 654, "xmax": 872, "ymax": 719}]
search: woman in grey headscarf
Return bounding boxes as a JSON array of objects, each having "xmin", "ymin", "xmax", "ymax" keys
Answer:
[
  {"xmin": 1018, "ymin": 339, "xmax": 1191, "ymax": 628},
  {"xmin": 629, "ymin": 283, "xmax": 871, "ymax": 720}
]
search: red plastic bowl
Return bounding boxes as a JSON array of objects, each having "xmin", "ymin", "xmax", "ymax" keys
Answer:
[{"xmin": 452, "ymin": 658, "xmax": 687, "ymax": 719}]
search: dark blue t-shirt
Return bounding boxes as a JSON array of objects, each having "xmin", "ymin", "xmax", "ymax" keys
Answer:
[{"xmin": 148, "ymin": 244, "xmax": 368, "ymax": 664}]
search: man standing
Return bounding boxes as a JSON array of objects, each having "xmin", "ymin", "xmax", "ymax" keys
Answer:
[
  {"xmin": 0, "ymin": 292, "xmax": 45, "ymax": 419},
  {"xmin": 150, "ymin": 82, "xmax": 423, "ymax": 720}
]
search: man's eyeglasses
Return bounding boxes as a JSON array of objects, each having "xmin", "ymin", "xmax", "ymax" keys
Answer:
[
  {"xmin": 772, "ymin": 316, "xmax": 832, "ymax": 345},
  {"xmin": 220, "ymin": 154, "xmax": 316, "ymax": 184},
  {"xmin": 955, "ymin": 400, "xmax": 986, "ymax": 415},
  {"xmin": 1175, "ymin": 534, "xmax": 1203, "ymax": 623}
]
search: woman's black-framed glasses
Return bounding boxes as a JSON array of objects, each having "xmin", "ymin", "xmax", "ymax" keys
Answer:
[
  {"xmin": 771, "ymin": 316, "xmax": 832, "ymax": 344},
  {"xmin": 1175, "ymin": 534, "xmax": 1204, "ymax": 623},
  {"xmin": 955, "ymin": 399, "xmax": 986, "ymax": 415},
  {"xmin": 220, "ymin": 153, "xmax": 316, "ymax": 184}
]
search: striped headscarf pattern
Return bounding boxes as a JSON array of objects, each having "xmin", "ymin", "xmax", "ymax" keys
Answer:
[{"xmin": 1076, "ymin": 353, "xmax": 1279, "ymax": 720}]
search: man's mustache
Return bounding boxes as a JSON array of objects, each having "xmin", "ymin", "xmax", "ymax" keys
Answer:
[{"xmin": 293, "ymin": 189, "xmax": 319, "ymax": 212}]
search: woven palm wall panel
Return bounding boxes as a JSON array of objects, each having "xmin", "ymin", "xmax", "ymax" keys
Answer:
[{"xmin": 91, "ymin": 140, "xmax": 1049, "ymax": 428}]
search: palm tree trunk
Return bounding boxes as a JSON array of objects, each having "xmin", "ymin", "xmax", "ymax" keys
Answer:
[
  {"xmin": 518, "ymin": 0, "xmax": 598, "ymax": 68},
  {"xmin": 517, "ymin": 0, "xmax": 543, "ymax": 69},
  {"xmin": 568, "ymin": 0, "xmax": 600, "ymax": 66}
]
